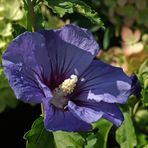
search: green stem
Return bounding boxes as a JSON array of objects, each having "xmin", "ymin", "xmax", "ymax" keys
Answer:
[
  {"xmin": 27, "ymin": 0, "xmax": 36, "ymax": 32},
  {"xmin": 41, "ymin": 103, "xmax": 44, "ymax": 117}
]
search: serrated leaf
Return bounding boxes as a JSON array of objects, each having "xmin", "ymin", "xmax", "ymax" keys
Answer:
[
  {"xmin": 46, "ymin": 0, "xmax": 104, "ymax": 29},
  {"xmin": 53, "ymin": 131, "xmax": 86, "ymax": 148},
  {"xmin": 116, "ymin": 112, "xmax": 137, "ymax": 148},
  {"xmin": 24, "ymin": 117, "xmax": 55, "ymax": 148}
]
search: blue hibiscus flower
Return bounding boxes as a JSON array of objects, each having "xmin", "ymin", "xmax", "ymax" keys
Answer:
[{"xmin": 2, "ymin": 24, "xmax": 133, "ymax": 132}]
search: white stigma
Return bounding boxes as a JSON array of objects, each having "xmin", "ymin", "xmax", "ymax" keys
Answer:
[{"xmin": 59, "ymin": 74, "xmax": 78, "ymax": 94}]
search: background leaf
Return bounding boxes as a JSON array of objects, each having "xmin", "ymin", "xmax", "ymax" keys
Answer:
[
  {"xmin": 0, "ymin": 68, "xmax": 17, "ymax": 112},
  {"xmin": 137, "ymin": 60, "xmax": 148, "ymax": 106}
]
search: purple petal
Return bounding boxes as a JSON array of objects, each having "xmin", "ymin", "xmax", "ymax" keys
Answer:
[
  {"xmin": 2, "ymin": 32, "xmax": 51, "ymax": 103},
  {"xmin": 68, "ymin": 101, "xmax": 123, "ymax": 126},
  {"xmin": 42, "ymin": 98, "xmax": 92, "ymax": 132},
  {"xmin": 38, "ymin": 24, "xmax": 99, "ymax": 78},
  {"xmin": 76, "ymin": 60, "xmax": 132, "ymax": 104},
  {"xmin": 68, "ymin": 101, "xmax": 103, "ymax": 123},
  {"xmin": 55, "ymin": 24, "xmax": 99, "ymax": 55},
  {"xmin": 130, "ymin": 73, "xmax": 141, "ymax": 97}
]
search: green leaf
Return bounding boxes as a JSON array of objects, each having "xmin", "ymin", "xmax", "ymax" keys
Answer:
[
  {"xmin": 103, "ymin": 28, "xmax": 112, "ymax": 50},
  {"xmin": 24, "ymin": 117, "xmax": 55, "ymax": 148},
  {"xmin": 53, "ymin": 131, "xmax": 86, "ymax": 148},
  {"xmin": 135, "ymin": 0, "xmax": 147, "ymax": 10},
  {"xmin": 24, "ymin": 117, "xmax": 86, "ymax": 148},
  {"xmin": 46, "ymin": 0, "xmax": 104, "ymax": 29},
  {"xmin": 135, "ymin": 109, "xmax": 148, "ymax": 133},
  {"xmin": 91, "ymin": 119, "xmax": 112, "ymax": 148},
  {"xmin": 137, "ymin": 60, "xmax": 148, "ymax": 106},
  {"xmin": 0, "ymin": 39, "xmax": 6, "ymax": 48},
  {"xmin": 136, "ymin": 132, "xmax": 148, "ymax": 148},
  {"xmin": 12, "ymin": 23, "xmax": 26, "ymax": 38},
  {"xmin": 0, "ymin": 21, "xmax": 12, "ymax": 37},
  {"xmin": 85, "ymin": 133, "xmax": 97, "ymax": 148},
  {"xmin": 84, "ymin": 119, "xmax": 112, "ymax": 148},
  {"xmin": 116, "ymin": 112, "xmax": 137, "ymax": 148},
  {"xmin": 116, "ymin": 5, "xmax": 138, "ymax": 19},
  {"xmin": 143, "ymin": 144, "xmax": 148, "ymax": 148},
  {"xmin": 138, "ymin": 60, "xmax": 148, "ymax": 89}
]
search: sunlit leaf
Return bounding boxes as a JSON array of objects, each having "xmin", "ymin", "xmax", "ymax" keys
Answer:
[
  {"xmin": 0, "ymin": 39, "xmax": 6, "ymax": 48},
  {"xmin": 0, "ymin": 22, "xmax": 12, "ymax": 37},
  {"xmin": 143, "ymin": 144, "xmax": 148, "ymax": 148},
  {"xmin": 0, "ymin": 0, "xmax": 24, "ymax": 21},
  {"xmin": 41, "ymin": 5, "xmax": 66, "ymax": 29},
  {"xmin": 45, "ymin": 0, "xmax": 104, "ymax": 29}
]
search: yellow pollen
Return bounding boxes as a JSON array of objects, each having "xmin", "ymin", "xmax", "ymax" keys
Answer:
[{"xmin": 59, "ymin": 74, "xmax": 78, "ymax": 94}]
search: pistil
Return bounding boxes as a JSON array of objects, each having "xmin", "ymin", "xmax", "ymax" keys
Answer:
[{"xmin": 50, "ymin": 74, "xmax": 78, "ymax": 110}]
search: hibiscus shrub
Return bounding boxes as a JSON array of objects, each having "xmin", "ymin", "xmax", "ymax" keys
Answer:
[{"xmin": 0, "ymin": 0, "xmax": 148, "ymax": 148}]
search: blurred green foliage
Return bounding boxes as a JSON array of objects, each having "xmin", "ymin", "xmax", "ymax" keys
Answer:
[{"xmin": 137, "ymin": 60, "xmax": 148, "ymax": 106}]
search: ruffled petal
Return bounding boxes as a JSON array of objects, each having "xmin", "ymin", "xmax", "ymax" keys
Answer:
[
  {"xmin": 68, "ymin": 101, "xmax": 103, "ymax": 123},
  {"xmin": 2, "ymin": 32, "xmax": 51, "ymax": 103},
  {"xmin": 76, "ymin": 60, "xmax": 132, "ymax": 104},
  {"xmin": 38, "ymin": 24, "xmax": 99, "ymax": 79},
  {"xmin": 68, "ymin": 101, "xmax": 123, "ymax": 126},
  {"xmin": 42, "ymin": 98, "xmax": 92, "ymax": 132},
  {"xmin": 55, "ymin": 24, "xmax": 99, "ymax": 55}
]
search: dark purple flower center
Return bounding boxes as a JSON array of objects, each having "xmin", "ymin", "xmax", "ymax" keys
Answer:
[{"xmin": 49, "ymin": 75, "xmax": 78, "ymax": 110}]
